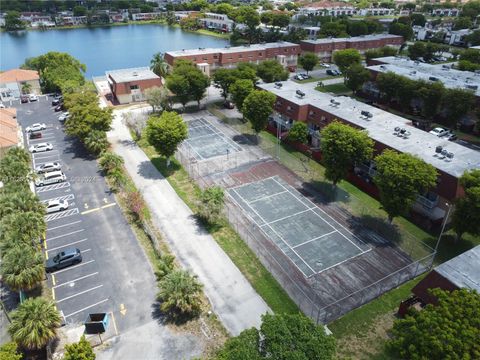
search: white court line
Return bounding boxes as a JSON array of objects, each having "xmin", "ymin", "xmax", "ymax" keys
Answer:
[
  {"xmin": 230, "ymin": 188, "xmax": 316, "ymax": 276},
  {"xmin": 56, "ymin": 284, "xmax": 103, "ymax": 303},
  {"xmin": 292, "ymin": 231, "xmax": 337, "ymax": 249},
  {"xmin": 184, "ymin": 140, "xmax": 204, "ymax": 160},
  {"xmin": 271, "ymin": 177, "xmax": 367, "ymax": 252},
  {"xmin": 53, "ymin": 272, "xmax": 99, "ymax": 289},
  {"xmin": 51, "ymin": 259, "xmax": 95, "ymax": 275},
  {"xmin": 264, "ymin": 208, "xmax": 317, "ymax": 227},
  {"xmin": 47, "ymin": 229, "xmax": 84, "ymax": 241},
  {"xmin": 46, "ymin": 238, "xmax": 88, "ymax": 252},
  {"xmin": 248, "ymin": 190, "xmax": 289, "ymax": 204},
  {"xmin": 64, "ymin": 298, "xmax": 109, "ymax": 319},
  {"xmin": 315, "ymin": 250, "xmax": 372, "ymax": 276},
  {"xmin": 47, "ymin": 220, "xmax": 82, "ymax": 231}
]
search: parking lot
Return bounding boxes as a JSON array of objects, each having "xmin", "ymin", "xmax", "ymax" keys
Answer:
[{"xmin": 16, "ymin": 97, "xmax": 157, "ymax": 332}]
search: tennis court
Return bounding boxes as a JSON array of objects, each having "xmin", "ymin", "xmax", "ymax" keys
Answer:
[
  {"xmin": 185, "ymin": 117, "xmax": 242, "ymax": 160},
  {"xmin": 228, "ymin": 176, "xmax": 371, "ymax": 277}
]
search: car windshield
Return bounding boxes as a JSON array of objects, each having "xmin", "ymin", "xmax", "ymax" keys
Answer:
[{"xmin": 53, "ymin": 254, "xmax": 60, "ymax": 262}]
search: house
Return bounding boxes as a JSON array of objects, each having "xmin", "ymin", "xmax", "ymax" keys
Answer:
[
  {"xmin": 293, "ymin": 1, "xmax": 356, "ymax": 19},
  {"xmin": 357, "ymin": 8, "xmax": 395, "ymax": 16},
  {"xmin": 199, "ymin": 12, "xmax": 234, "ymax": 33},
  {"xmin": 131, "ymin": 12, "xmax": 161, "ymax": 21},
  {"xmin": 0, "ymin": 69, "xmax": 41, "ymax": 101},
  {"xmin": 258, "ymin": 81, "xmax": 480, "ymax": 223},
  {"xmin": 430, "ymin": 8, "xmax": 460, "ymax": 17},
  {"xmin": 106, "ymin": 67, "xmax": 162, "ymax": 105},
  {"xmin": 0, "ymin": 108, "xmax": 21, "ymax": 158},
  {"xmin": 398, "ymin": 245, "xmax": 480, "ymax": 315}
]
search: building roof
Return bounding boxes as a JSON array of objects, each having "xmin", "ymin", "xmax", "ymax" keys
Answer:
[
  {"xmin": 0, "ymin": 69, "xmax": 39, "ymax": 83},
  {"xmin": 367, "ymin": 56, "xmax": 480, "ymax": 97},
  {"xmin": 259, "ymin": 81, "xmax": 480, "ymax": 178},
  {"xmin": 299, "ymin": 1, "xmax": 354, "ymax": 9},
  {"xmin": 0, "ymin": 108, "xmax": 19, "ymax": 149},
  {"xmin": 435, "ymin": 245, "xmax": 480, "ymax": 292},
  {"xmin": 301, "ymin": 33, "xmax": 402, "ymax": 45},
  {"xmin": 106, "ymin": 67, "xmax": 160, "ymax": 83},
  {"xmin": 166, "ymin": 41, "xmax": 299, "ymax": 57}
]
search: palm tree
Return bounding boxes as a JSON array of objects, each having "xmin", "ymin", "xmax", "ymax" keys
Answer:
[
  {"xmin": 0, "ymin": 245, "xmax": 44, "ymax": 293},
  {"xmin": 83, "ymin": 130, "xmax": 109, "ymax": 156},
  {"xmin": 0, "ymin": 212, "xmax": 46, "ymax": 251},
  {"xmin": 21, "ymin": 82, "xmax": 32, "ymax": 94},
  {"xmin": 150, "ymin": 52, "xmax": 169, "ymax": 79},
  {"xmin": 8, "ymin": 297, "xmax": 61, "ymax": 350},
  {"xmin": 99, "ymin": 151, "xmax": 124, "ymax": 175},
  {"xmin": 0, "ymin": 192, "xmax": 45, "ymax": 218},
  {"xmin": 157, "ymin": 269, "xmax": 203, "ymax": 318}
]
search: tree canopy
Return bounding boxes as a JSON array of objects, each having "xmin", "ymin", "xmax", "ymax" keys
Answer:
[
  {"xmin": 230, "ymin": 79, "xmax": 254, "ymax": 110},
  {"xmin": 344, "ymin": 63, "xmax": 370, "ymax": 94},
  {"xmin": 256, "ymin": 60, "xmax": 289, "ymax": 83},
  {"xmin": 451, "ymin": 169, "xmax": 480, "ymax": 240},
  {"xmin": 288, "ymin": 121, "xmax": 308, "ymax": 144},
  {"xmin": 4, "ymin": 11, "xmax": 26, "ymax": 31},
  {"xmin": 242, "ymin": 90, "xmax": 276, "ymax": 134},
  {"xmin": 388, "ymin": 288, "xmax": 480, "ymax": 360},
  {"xmin": 166, "ymin": 60, "xmax": 210, "ymax": 108},
  {"xmin": 332, "ymin": 49, "xmax": 361, "ymax": 73},
  {"xmin": 64, "ymin": 335, "xmax": 96, "ymax": 360},
  {"xmin": 298, "ymin": 52, "xmax": 319, "ymax": 75}
]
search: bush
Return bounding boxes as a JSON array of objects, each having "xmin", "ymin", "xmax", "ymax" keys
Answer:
[
  {"xmin": 125, "ymin": 190, "xmax": 148, "ymax": 222},
  {"xmin": 196, "ymin": 186, "xmax": 225, "ymax": 224},
  {"xmin": 99, "ymin": 152, "xmax": 124, "ymax": 175},
  {"xmin": 64, "ymin": 335, "xmax": 95, "ymax": 360},
  {"xmin": 154, "ymin": 254, "xmax": 176, "ymax": 280},
  {"xmin": 287, "ymin": 122, "xmax": 308, "ymax": 144}
]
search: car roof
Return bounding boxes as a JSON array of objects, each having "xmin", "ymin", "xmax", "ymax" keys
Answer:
[
  {"xmin": 58, "ymin": 248, "xmax": 79, "ymax": 257},
  {"xmin": 44, "ymin": 170, "xmax": 63, "ymax": 178},
  {"xmin": 42, "ymin": 162, "xmax": 59, "ymax": 167}
]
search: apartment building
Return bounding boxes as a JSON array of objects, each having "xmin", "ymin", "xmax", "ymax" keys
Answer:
[
  {"xmin": 293, "ymin": 1, "xmax": 356, "ymax": 19},
  {"xmin": 199, "ymin": 12, "xmax": 234, "ymax": 33},
  {"xmin": 165, "ymin": 42, "xmax": 300, "ymax": 76},
  {"xmin": 258, "ymin": 81, "xmax": 480, "ymax": 223},
  {"xmin": 357, "ymin": 8, "xmax": 395, "ymax": 16},
  {"xmin": 0, "ymin": 108, "xmax": 21, "ymax": 158},
  {"xmin": 300, "ymin": 34, "xmax": 404, "ymax": 61}
]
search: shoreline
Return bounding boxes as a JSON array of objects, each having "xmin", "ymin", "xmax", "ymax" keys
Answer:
[{"xmin": 1, "ymin": 20, "xmax": 230, "ymax": 39}]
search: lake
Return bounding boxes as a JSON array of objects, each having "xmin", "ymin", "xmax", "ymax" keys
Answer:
[{"xmin": 0, "ymin": 24, "xmax": 229, "ymax": 78}]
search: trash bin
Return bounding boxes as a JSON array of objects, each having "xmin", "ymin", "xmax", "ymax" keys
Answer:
[{"xmin": 84, "ymin": 313, "xmax": 109, "ymax": 334}]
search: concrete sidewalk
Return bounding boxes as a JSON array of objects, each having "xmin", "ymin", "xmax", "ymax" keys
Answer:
[{"xmin": 107, "ymin": 109, "xmax": 270, "ymax": 336}]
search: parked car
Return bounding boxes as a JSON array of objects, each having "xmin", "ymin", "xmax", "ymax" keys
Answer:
[
  {"xmin": 58, "ymin": 112, "xmax": 70, "ymax": 122},
  {"xmin": 294, "ymin": 74, "xmax": 304, "ymax": 81},
  {"xmin": 29, "ymin": 132, "xmax": 42, "ymax": 140},
  {"xmin": 29, "ymin": 142, "xmax": 53, "ymax": 153},
  {"xmin": 35, "ymin": 170, "xmax": 66, "ymax": 186},
  {"xmin": 326, "ymin": 69, "xmax": 341, "ymax": 76},
  {"xmin": 321, "ymin": 63, "xmax": 331, "ymax": 68},
  {"xmin": 300, "ymin": 73, "xmax": 311, "ymax": 79},
  {"xmin": 28, "ymin": 94, "xmax": 38, "ymax": 102},
  {"xmin": 54, "ymin": 103, "xmax": 64, "ymax": 112},
  {"xmin": 20, "ymin": 95, "xmax": 29, "ymax": 103},
  {"xmin": 25, "ymin": 123, "xmax": 46, "ymax": 133},
  {"xmin": 445, "ymin": 131, "xmax": 457, "ymax": 141},
  {"xmin": 51, "ymin": 95, "xmax": 63, "ymax": 106},
  {"xmin": 0, "ymin": 103, "xmax": 5, "ymax": 108},
  {"xmin": 45, "ymin": 198, "xmax": 69, "ymax": 214},
  {"xmin": 223, "ymin": 100, "xmax": 234, "ymax": 109},
  {"xmin": 35, "ymin": 162, "xmax": 61, "ymax": 174},
  {"xmin": 45, "ymin": 248, "xmax": 82, "ymax": 273},
  {"xmin": 429, "ymin": 127, "xmax": 449, "ymax": 137}
]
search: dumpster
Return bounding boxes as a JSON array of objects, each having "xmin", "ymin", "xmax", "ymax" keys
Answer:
[{"xmin": 84, "ymin": 313, "xmax": 109, "ymax": 334}]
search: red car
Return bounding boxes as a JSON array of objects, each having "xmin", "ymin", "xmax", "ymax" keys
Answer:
[
  {"xmin": 29, "ymin": 132, "xmax": 42, "ymax": 139},
  {"xmin": 20, "ymin": 95, "xmax": 29, "ymax": 103}
]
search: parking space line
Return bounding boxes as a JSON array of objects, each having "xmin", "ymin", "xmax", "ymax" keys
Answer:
[
  {"xmin": 41, "ymin": 194, "xmax": 75, "ymax": 204},
  {"xmin": 81, "ymin": 207, "xmax": 100, "ymax": 215},
  {"xmin": 110, "ymin": 312, "xmax": 119, "ymax": 336},
  {"xmin": 57, "ymin": 285, "xmax": 103, "ymax": 303},
  {"xmin": 45, "ymin": 208, "xmax": 79, "ymax": 222},
  {"xmin": 47, "ymin": 220, "xmax": 82, "ymax": 231},
  {"xmin": 64, "ymin": 299, "xmax": 109, "ymax": 319},
  {"xmin": 52, "ymin": 288, "xmax": 55, "ymax": 300},
  {"xmin": 36, "ymin": 182, "xmax": 70, "ymax": 193},
  {"xmin": 47, "ymin": 229, "xmax": 84, "ymax": 241},
  {"xmin": 46, "ymin": 238, "xmax": 88, "ymax": 253},
  {"xmin": 101, "ymin": 203, "xmax": 116, "ymax": 209},
  {"xmin": 34, "ymin": 154, "xmax": 60, "ymax": 161},
  {"xmin": 53, "ymin": 272, "xmax": 99, "ymax": 289},
  {"xmin": 51, "ymin": 259, "xmax": 95, "ymax": 274}
]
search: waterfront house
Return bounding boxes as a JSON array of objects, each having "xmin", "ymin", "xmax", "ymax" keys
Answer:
[{"xmin": 0, "ymin": 69, "xmax": 41, "ymax": 101}]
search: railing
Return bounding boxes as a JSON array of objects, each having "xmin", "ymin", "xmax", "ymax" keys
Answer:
[{"xmin": 416, "ymin": 194, "xmax": 439, "ymax": 210}]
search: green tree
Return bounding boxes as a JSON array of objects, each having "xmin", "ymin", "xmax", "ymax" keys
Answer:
[
  {"xmin": 374, "ymin": 150, "xmax": 437, "ymax": 222},
  {"xmin": 451, "ymin": 169, "xmax": 480, "ymax": 241},
  {"xmin": 166, "ymin": 60, "xmax": 209, "ymax": 109},
  {"xmin": 344, "ymin": 63, "xmax": 370, "ymax": 94},
  {"xmin": 189, "ymin": 70, "xmax": 210, "ymax": 108},
  {"xmin": 216, "ymin": 313, "xmax": 336, "ymax": 360},
  {"xmin": 166, "ymin": 74, "xmax": 190, "ymax": 108},
  {"xmin": 150, "ymin": 52, "xmax": 169, "ymax": 78},
  {"xmin": 64, "ymin": 335, "xmax": 96, "ymax": 360},
  {"xmin": 0, "ymin": 148, "xmax": 32, "ymax": 188},
  {"xmin": 347, "ymin": 20, "xmax": 368, "ymax": 36},
  {"xmin": 298, "ymin": 52, "xmax": 318, "ymax": 75},
  {"xmin": 0, "ymin": 342, "xmax": 22, "ymax": 360},
  {"xmin": 389, "ymin": 22, "xmax": 413, "ymax": 41},
  {"xmin": 233, "ymin": 6, "xmax": 260, "ymax": 43},
  {"xmin": 197, "ymin": 186, "xmax": 224, "ymax": 224},
  {"xmin": 0, "ymin": 212, "xmax": 46, "ymax": 251},
  {"xmin": 157, "ymin": 269, "xmax": 203, "ymax": 319},
  {"xmin": 83, "ymin": 130, "xmax": 109, "ymax": 156},
  {"xmin": 388, "ymin": 288, "xmax": 480, "ymax": 360},
  {"xmin": 73, "ymin": 5, "xmax": 87, "ymax": 16},
  {"xmin": 229, "ymin": 79, "xmax": 254, "ymax": 110},
  {"xmin": 376, "ymin": 71, "xmax": 401, "ymax": 103},
  {"xmin": 99, "ymin": 151, "xmax": 124, "ymax": 175},
  {"xmin": 466, "ymin": 29, "xmax": 480, "ymax": 46},
  {"xmin": 145, "ymin": 86, "xmax": 169, "ymax": 112},
  {"xmin": 462, "ymin": 0, "xmax": 480, "ymax": 19},
  {"xmin": 408, "ymin": 41, "xmax": 427, "ymax": 60},
  {"xmin": 410, "ymin": 13, "xmax": 426, "ymax": 26},
  {"xmin": 332, "ymin": 49, "xmax": 361, "ymax": 73},
  {"xmin": 416, "ymin": 81, "xmax": 445, "ymax": 120},
  {"xmin": 287, "ymin": 121, "xmax": 308, "ymax": 144},
  {"xmin": 0, "ymin": 191, "xmax": 44, "ymax": 218},
  {"xmin": 319, "ymin": 21, "xmax": 347, "ymax": 38},
  {"xmin": 213, "ymin": 68, "xmax": 240, "ymax": 100},
  {"xmin": 453, "ymin": 16, "xmax": 472, "ymax": 30},
  {"xmin": 256, "ymin": 60, "xmax": 289, "ymax": 83},
  {"xmin": 442, "ymin": 88, "xmax": 476, "ymax": 129},
  {"xmin": 145, "ymin": 111, "xmax": 188, "ymax": 166},
  {"xmin": 321, "ymin": 121, "xmax": 374, "ymax": 187},
  {"xmin": 235, "ymin": 62, "xmax": 258, "ymax": 83},
  {"xmin": 21, "ymin": 82, "xmax": 32, "ymax": 94},
  {"xmin": 9, "ymin": 298, "xmax": 61, "ymax": 350},
  {"xmin": 459, "ymin": 48, "xmax": 480, "ymax": 64},
  {"xmin": 4, "ymin": 11, "xmax": 26, "ymax": 31},
  {"xmin": 0, "ymin": 245, "xmax": 44, "ymax": 293},
  {"xmin": 242, "ymin": 90, "xmax": 276, "ymax": 134}
]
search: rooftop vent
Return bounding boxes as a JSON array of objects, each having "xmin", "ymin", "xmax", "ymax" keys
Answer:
[
  {"xmin": 330, "ymin": 99, "xmax": 340, "ymax": 106},
  {"xmin": 296, "ymin": 90, "xmax": 305, "ymax": 98},
  {"xmin": 410, "ymin": 70, "xmax": 417, "ymax": 75},
  {"xmin": 380, "ymin": 65, "xmax": 386, "ymax": 70},
  {"xmin": 361, "ymin": 110, "xmax": 373, "ymax": 118},
  {"xmin": 435, "ymin": 145, "xmax": 443, "ymax": 154},
  {"xmin": 132, "ymin": 71, "xmax": 138, "ymax": 76},
  {"xmin": 466, "ymin": 84, "xmax": 478, "ymax": 90},
  {"xmin": 274, "ymin": 82, "xmax": 283, "ymax": 88},
  {"xmin": 446, "ymin": 152, "xmax": 454, "ymax": 160}
]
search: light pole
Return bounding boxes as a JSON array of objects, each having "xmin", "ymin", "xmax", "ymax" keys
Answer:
[{"xmin": 431, "ymin": 202, "xmax": 452, "ymax": 267}]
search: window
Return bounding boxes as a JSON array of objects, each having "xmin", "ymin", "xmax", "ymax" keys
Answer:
[
  {"xmin": 259, "ymin": 52, "xmax": 263, "ymax": 56},
  {"xmin": 130, "ymin": 85, "xmax": 139, "ymax": 90},
  {"xmin": 239, "ymin": 55, "xmax": 243, "ymax": 58}
]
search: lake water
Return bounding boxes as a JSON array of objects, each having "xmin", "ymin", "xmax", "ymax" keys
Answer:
[{"xmin": 0, "ymin": 24, "xmax": 228, "ymax": 78}]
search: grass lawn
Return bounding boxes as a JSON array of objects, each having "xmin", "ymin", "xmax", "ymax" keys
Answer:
[
  {"xmin": 316, "ymin": 83, "xmax": 351, "ymax": 95},
  {"xmin": 292, "ymin": 76, "xmax": 322, "ymax": 84},
  {"xmin": 136, "ymin": 137, "xmax": 299, "ymax": 315}
]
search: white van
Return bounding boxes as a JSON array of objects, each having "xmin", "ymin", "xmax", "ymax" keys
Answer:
[{"xmin": 35, "ymin": 170, "xmax": 66, "ymax": 187}]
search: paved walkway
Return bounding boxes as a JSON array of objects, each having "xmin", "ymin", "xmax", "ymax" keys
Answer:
[{"xmin": 107, "ymin": 110, "xmax": 270, "ymax": 336}]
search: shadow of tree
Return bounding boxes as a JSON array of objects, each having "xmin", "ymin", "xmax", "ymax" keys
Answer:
[
  {"xmin": 233, "ymin": 133, "xmax": 258, "ymax": 146},
  {"xmin": 307, "ymin": 180, "xmax": 351, "ymax": 204}
]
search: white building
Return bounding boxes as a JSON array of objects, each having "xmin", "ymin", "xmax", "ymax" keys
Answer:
[
  {"xmin": 0, "ymin": 69, "xmax": 41, "ymax": 101},
  {"xmin": 199, "ymin": 12, "xmax": 234, "ymax": 32}
]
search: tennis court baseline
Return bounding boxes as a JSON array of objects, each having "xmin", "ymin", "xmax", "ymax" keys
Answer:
[
  {"xmin": 228, "ymin": 176, "xmax": 371, "ymax": 277},
  {"xmin": 185, "ymin": 117, "xmax": 242, "ymax": 160}
]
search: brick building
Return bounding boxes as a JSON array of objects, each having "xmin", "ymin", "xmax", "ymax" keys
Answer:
[
  {"xmin": 106, "ymin": 67, "xmax": 162, "ymax": 105},
  {"xmin": 258, "ymin": 81, "xmax": 480, "ymax": 223},
  {"xmin": 165, "ymin": 42, "xmax": 300, "ymax": 76},
  {"xmin": 300, "ymin": 34, "xmax": 404, "ymax": 61}
]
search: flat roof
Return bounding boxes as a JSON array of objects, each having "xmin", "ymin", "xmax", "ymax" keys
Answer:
[
  {"xmin": 368, "ymin": 56, "xmax": 480, "ymax": 96},
  {"xmin": 435, "ymin": 245, "xmax": 480, "ymax": 292},
  {"xmin": 106, "ymin": 67, "xmax": 159, "ymax": 83},
  {"xmin": 301, "ymin": 33, "xmax": 402, "ymax": 45},
  {"xmin": 166, "ymin": 41, "xmax": 299, "ymax": 57},
  {"xmin": 259, "ymin": 81, "xmax": 480, "ymax": 178}
]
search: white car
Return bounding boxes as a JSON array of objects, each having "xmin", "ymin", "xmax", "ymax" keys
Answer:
[
  {"xmin": 321, "ymin": 63, "xmax": 331, "ymax": 68},
  {"xmin": 45, "ymin": 199, "xmax": 68, "ymax": 214},
  {"xmin": 29, "ymin": 142, "xmax": 53, "ymax": 153},
  {"xmin": 429, "ymin": 127, "xmax": 449, "ymax": 137},
  {"xmin": 58, "ymin": 112, "xmax": 70, "ymax": 122},
  {"xmin": 35, "ymin": 170, "xmax": 66, "ymax": 187},
  {"xmin": 0, "ymin": 103, "xmax": 5, "ymax": 109},
  {"xmin": 25, "ymin": 123, "xmax": 46, "ymax": 133},
  {"xmin": 35, "ymin": 162, "xmax": 61, "ymax": 174},
  {"xmin": 29, "ymin": 94, "xmax": 38, "ymax": 101}
]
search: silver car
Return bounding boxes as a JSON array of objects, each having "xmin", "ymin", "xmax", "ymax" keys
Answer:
[
  {"xmin": 35, "ymin": 162, "xmax": 61, "ymax": 174},
  {"xmin": 29, "ymin": 142, "xmax": 53, "ymax": 153},
  {"xmin": 35, "ymin": 170, "xmax": 66, "ymax": 187}
]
